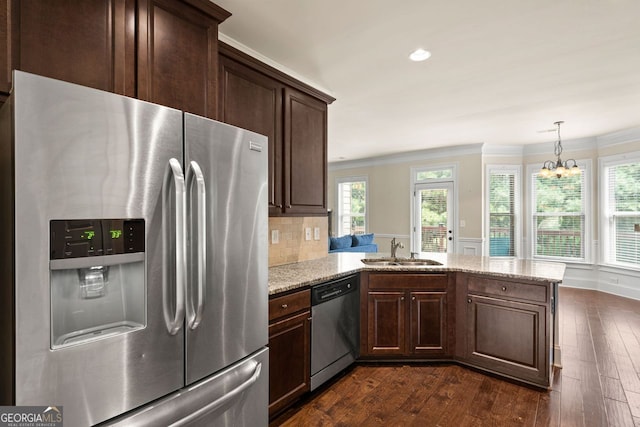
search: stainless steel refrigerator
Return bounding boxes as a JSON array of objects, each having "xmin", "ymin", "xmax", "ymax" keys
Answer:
[{"xmin": 0, "ymin": 71, "xmax": 269, "ymax": 426}]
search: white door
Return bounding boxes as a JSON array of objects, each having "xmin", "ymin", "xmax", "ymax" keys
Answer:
[{"xmin": 413, "ymin": 182, "xmax": 455, "ymax": 253}]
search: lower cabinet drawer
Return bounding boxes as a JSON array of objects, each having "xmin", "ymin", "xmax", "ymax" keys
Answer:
[
  {"xmin": 269, "ymin": 289, "xmax": 311, "ymax": 321},
  {"xmin": 467, "ymin": 276, "xmax": 548, "ymax": 303},
  {"xmin": 368, "ymin": 273, "xmax": 448, "ymax": 290}
]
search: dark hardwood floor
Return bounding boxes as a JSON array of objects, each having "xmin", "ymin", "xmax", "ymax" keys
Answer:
[{"xmin": 270, "ymin": 287, "xmax": 640, "ymax": 426}]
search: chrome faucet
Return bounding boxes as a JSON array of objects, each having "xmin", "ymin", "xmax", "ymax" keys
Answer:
[{"xmin": 390, "ymin": 237, "xmax": 404, "ymax": 258}]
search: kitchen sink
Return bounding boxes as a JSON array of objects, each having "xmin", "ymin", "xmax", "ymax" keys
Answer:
[
  {"xmin": 361, "ymin": 258, "xmax": 443, "ymax": 266},
  {"xmin": 360, "ymin": 259, "xmax": 397, "ymax": 266},
  {"xmin": 394, "ymin": 259, "xmax": 442, "ymax": 266}
]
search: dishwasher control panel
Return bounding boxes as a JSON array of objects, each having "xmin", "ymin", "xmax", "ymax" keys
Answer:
[{"xmin": 311, "ymin": 274, "xmax": 359, "ymax": 305}]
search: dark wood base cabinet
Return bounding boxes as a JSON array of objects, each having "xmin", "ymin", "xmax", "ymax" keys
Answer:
[
  {"xmin": 268, "ymin": 289, "xmax": 311, "ymax": 418},
  {"xmin": 412, "ymin": 291, "xmax": 448, "ymax": 354},
  {"xmin": 460, "ymin": 274, "xmax": 553, "ymax": 388},
  {"xmin": 361, "ymin": 271, "xmax": 555, "ymax": 389},
  {"xmin": 361, "ymin": 272, "xmax": 452, "ymax": 358}
]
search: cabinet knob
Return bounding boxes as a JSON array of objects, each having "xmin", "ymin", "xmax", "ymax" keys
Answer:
[
  {"xmin": 400, "ymin": 296, "xmax": 405, "ymax": 301},
  {"xmin": 501, "ymin": 286, "xmax": 507, "ymax": 292},
  {"xmin": 412, "ymin": 296, "xmax": 416, "ymax": 301},
  {"xmin": 276, "ymin": 204, "xmax": 283, "ymax": 208},
  {"xmin": 281, "ymin": 304, "xmax": 288, "ymax": 309},
  {"xmin": 467, "ymin": 298, "xmax": 472, "ymax": 304},
  {"xmin": 286, "ymin": 205, "xmax": 292, "ymax": 209}
]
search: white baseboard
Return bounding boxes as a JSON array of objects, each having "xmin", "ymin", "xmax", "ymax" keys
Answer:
[{"xmin": 560, "ymin": 264, "xmax": 640, "ymax": 301}]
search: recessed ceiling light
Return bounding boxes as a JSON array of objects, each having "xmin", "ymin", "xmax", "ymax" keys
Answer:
[{"xmin": 409, "ymin": 48, "xmax": 431, "ymax": 62}]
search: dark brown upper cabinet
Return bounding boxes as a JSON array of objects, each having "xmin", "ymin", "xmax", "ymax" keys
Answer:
[
  {"xmin": 218, "ymin": 43, "xmax": 335, "ymax": 216},
  {"xmin": 137, "ymin": 0, "xmax": 229, "ymax": 117},
  {"xmin": 1, "ymin": 0, "xmax": 230, "ymax": 116},
  {"xmin": 283, "ymin": 87, "xmax": 327, "ymax": 215},
  {"xmin": 218, "ymin": 55, "xmax": 284, "ymax": 214},
  {"xmin": 2, "ymin": 0, "xmax": 134, "ymax": 96}
]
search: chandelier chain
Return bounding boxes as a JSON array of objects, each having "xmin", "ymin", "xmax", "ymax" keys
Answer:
[{"xmin": 554, "ymin": 121, "xmax": 563, "ymax": 157}]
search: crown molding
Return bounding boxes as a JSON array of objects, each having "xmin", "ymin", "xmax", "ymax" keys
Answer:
[
  {"xmin": 523, "ymin": 136, "xmax": 597, "ymax": 156},
  {"xmin": 482, "ymin": 144, "xmax": 524, "ymax": 157},
  {"xmin": 596, "ymin": 126, "xmax": 640, "ymax": 148},
  {"xmin": 218, "ymin": 33, "xmax": 335, "ymax": 99},
  {"xmin": 329, "ymin": 143, "xmax": 484, "ymax": 171},
  {"xmin": 329, "ymin": 126, "xmax": 640, "ymax": 172}
]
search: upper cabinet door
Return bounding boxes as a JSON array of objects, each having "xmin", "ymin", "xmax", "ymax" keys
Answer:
[
  {"xmin": 137, "ymin": 0, "xmax": 229, "ymax": 118},
  {"xmin": 283, "ymin": 87, "xmax": 327, "ymax": 215},
  {"xmin": 218, "ymin": 56, "xmax": 284, "ymax": 214},
  {"xmin": 3, "ymin": 0, "xmax": 134, "ymax": 96}
]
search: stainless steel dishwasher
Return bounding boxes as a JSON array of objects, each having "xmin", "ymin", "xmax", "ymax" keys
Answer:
[{"xmin": 310, "ymin": 274, "xmax": 360, "ymax": 391}]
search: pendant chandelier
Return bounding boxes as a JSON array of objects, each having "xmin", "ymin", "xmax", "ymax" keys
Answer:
[{"xmin": 539, "ymin": 121, "xmax": 580, "ymax": 178}]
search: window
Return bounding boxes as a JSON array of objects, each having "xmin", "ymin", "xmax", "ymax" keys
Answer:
[
  {"xmin": 530, "ymin": 162, "xmax": 588, "ymax": 261},
  {"xmin": 487, "ymin": 166, "xmax": 521, "ymax": 257},
  {"xmin": 416, "ymin": 168, "xmax": 453, "ymax": 181},
  {"xmin": 601, "ymin": 155, "xmax": 640, "ymax": 268},
  {"xmin": 336, "ymin": 177, "xmax": 367, "ymax": 236}
]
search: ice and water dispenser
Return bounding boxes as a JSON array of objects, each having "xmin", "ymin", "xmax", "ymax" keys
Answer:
[{"xmin": 50, "ymin": 219, "xmax": 146, "ymax": 349}]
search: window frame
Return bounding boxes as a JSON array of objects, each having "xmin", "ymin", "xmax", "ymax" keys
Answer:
[
  {"xmin": 526, "ymin": 159, "xmax": 592, "ymax": 263},
  {"xmin": 599, "ymin": 152, "xmax": 640, "ymax": 271},
  {"xmin": 335, "ymin": 175, "xmax": 368, "ymax": 236},
  {"xmin": 485, "ymin": 165, "xmax": 522, "ymax": 258}
]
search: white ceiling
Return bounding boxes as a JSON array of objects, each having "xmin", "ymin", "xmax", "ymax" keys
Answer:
[{"xmin": 213, "ymin": 0, "xmax": 640, "ymax": 162}]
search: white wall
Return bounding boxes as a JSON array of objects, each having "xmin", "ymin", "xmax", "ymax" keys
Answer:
[{"xmin": 329, "ymin": 144, "xmax": 484, "ymax": 256}]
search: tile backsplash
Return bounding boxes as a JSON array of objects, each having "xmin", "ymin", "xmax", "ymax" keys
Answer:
[{"xmin": 269, "ymin": 217, "xmax": 328, "ymax": 266}]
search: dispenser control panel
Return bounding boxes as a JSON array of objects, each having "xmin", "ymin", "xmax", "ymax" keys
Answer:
[{"xmin": 50, "ymin": 219, "xmax": 145, "ymax": 259}]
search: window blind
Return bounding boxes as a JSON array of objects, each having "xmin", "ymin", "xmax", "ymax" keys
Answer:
[
  {"xmin": 419, "ymin": 188, "xmax": 448, "ymax": 252},
  {"xmin": 489, "ymin": 172, "xmax": 516, "ymax": 256},
  {"xmin": 532, "ymin": 172, "xmax": 585, "ymax": 260},
  {"xmin": 606, "ymin": 162, "xmax": 640, "ymax": 266}
]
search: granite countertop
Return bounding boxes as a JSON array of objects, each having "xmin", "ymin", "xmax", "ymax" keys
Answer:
[{"xmin": 268, "ymin": 252, "xmax": 566, "ymax": 295}]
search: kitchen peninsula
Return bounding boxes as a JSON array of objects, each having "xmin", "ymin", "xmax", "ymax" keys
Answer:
[{"xmin": 268, "ymin": 252, "xmax": 565, "ymax": 417}]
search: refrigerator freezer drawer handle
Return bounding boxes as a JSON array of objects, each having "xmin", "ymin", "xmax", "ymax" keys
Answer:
[
  {"xmin": 169, "ymin": 362, "xmax": 263, "ymax": 427},
  {"xmin": 163, "ymin": 158, "xmax": 186, "ymax": 335},
  {"xmin": 185, "ymin": 160, "xmax": 206, "ymax": 330}
]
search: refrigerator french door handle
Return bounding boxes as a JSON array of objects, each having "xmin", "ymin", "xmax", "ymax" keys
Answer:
[
  {"xmin": 163, "ymin": 158, "xmax": 186, "ymax": 335},
  {"xmin": 185, "ymin": 160, "xmax": 206, "ymax": 330},
  {"xmin": 169, "ymin": 362, "xmax": 262, "ymax": 427}
]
